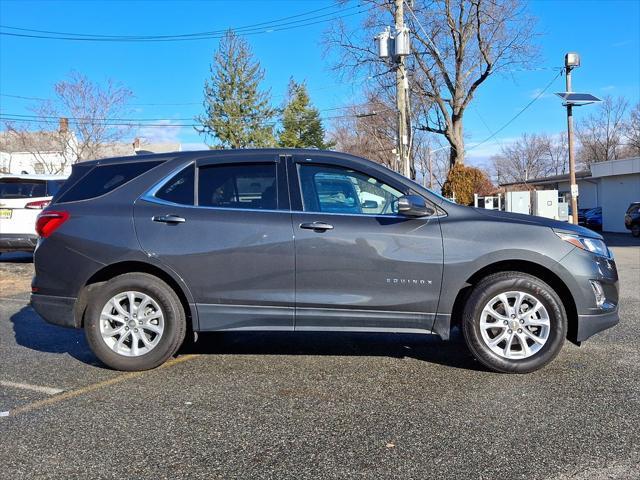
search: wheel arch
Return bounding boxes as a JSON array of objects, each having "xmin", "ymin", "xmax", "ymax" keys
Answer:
[
  {"xmin": 75, "ymin": 260, "xmax": 197, "ymax": 332},
  {"xmin": 449, "ymin": 259, "xmax": 579, "ymax": 344}
]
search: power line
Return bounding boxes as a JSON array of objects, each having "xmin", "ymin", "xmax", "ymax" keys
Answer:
[
  {"xmin": 465, "ymin": 69, "xmax": 564, "ymax": 153},
  {"xmin": 0, "ymin": 2, "xmax": 348, "ymax": 39},
  {"xmin": 0, "ymin": 4, "xmax": 371, "ymax": 42},
  {"xmin": 0, "ymin": 108, "xmax": 381, "ymax": 128}
]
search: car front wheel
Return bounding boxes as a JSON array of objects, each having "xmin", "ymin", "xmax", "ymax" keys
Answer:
[
  {"xmin": 84, "ymin": 273, "xmax": 186, "ymax": 371},
  {"xmin": 462, "ymin": 271, "xmax": 567, "ymax": 373}
]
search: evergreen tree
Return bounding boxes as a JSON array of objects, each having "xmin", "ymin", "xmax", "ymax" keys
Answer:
[
  {"xmin": 196, "ymin": 31, "xmax": 275, "ymax": 148},
  {"xmin": 278, "ymin": 79, "xmax": 333, "ymax": 149}
]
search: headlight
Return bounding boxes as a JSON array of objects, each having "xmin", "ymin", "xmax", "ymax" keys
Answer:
[{"xmin": 555, "ymin": 232, "xmax": 610, "ymax": 257}]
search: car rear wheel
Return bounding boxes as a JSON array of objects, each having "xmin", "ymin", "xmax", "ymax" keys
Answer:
[
  {"xmin": 84, "ymin": 273, "xmax": 186, "ymax": 371},
  {"xmin": 632, "ymin": 224, "xmax": 640, "ymax": 237},
  {"xmin": 462, "ymin": 271, "xmax": 567, "ymax": 373}
]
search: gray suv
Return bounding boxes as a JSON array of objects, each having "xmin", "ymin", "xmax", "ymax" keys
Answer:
[{"xmin": 31, "ymin": 149, "xmax": 619, "ymax": 373}]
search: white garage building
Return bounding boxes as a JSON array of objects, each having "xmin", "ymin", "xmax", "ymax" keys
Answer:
[{"xmin": 501, "ymin": 157, "xmax": 640, "ymax": 233}]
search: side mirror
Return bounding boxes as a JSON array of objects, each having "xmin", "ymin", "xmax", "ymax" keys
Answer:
[
  {"xmin": 362, "ymin": 200, "xmax": 379, "ymax": 209},
  {"xmin": 397, "ymin": 195, "xmax": 435, "ymax": 217}
]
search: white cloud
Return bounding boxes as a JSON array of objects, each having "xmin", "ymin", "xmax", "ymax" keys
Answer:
[
  {"xmin": 136, "ymin": 119, "xmax": 182, "ymax": 144},
  {"xmin": 600, "ymin": 85, "xmax": 616, "ymax": 91},
  {"xmin": 611, "ymin": 40, "xmax": 630, "ymax": 48},
  {"xmin": 182, "ymin": 142, "xmax": 209, "ymax": 151}
]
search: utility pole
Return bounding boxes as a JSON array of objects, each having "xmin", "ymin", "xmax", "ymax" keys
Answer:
[
  {"xmin": 554, "ymin": 53, "xmax": 600, "ymax": 224},
  {"xmin": 565, "ymin": 53, "xmax": 579, "ymax": 224},
  {"xmin": 376, "ymin": 3, "xmax": 411, "ymax": 178},
  {"xmin": 394, "ymin": 0, "xmax": 410, "ymax": 179}
]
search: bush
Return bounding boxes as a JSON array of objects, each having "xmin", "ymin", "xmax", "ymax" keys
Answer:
[{"xmin": 441, "ymin": 164, "xmax": 494, "ymax": 206}]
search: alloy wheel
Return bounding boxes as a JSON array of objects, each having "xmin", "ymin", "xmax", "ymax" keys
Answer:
[
  {"xmin": 479, "ymin": 291, "xmax": 550, "ymax": 360},
  {"xmin": 99, "ymin": 291, "xmax": 165, "ymax": 357}
]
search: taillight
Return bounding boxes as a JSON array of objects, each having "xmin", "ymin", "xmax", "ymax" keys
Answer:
[
  {"xmin": 25, "ymin": 200, "xmax": 51, "ymax": 209},
  {"xmin": 35, "ymin": 211, "xmax": 70, "ymax": 238}
]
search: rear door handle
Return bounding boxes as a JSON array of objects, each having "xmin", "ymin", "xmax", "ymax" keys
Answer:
[
  {"xmin": 152, "ymin": 214, "xmax": 186, "ymax": 224},
  {"xmin": 300, "ymin": 221, "xmax": 334, "ymax": 231}
]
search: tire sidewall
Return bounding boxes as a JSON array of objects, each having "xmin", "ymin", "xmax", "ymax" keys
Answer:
[
  {"xmin": 85, "ymin": 273, "xmax": 185, "ymax": 371},
  {"xmin": 463, "ymin": 273, "xmax": 567, "ymax": 373}
]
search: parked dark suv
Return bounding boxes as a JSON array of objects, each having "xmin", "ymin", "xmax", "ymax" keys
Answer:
[
  {"xmin": 625, "ymin": 202, "xmax": 640, "ymax": 237},
  {"xmin": 31, "ymin": 150, "xmax": 620, "ymax": 373}
]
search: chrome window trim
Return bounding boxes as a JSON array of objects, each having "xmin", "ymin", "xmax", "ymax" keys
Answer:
[{"xmin": 140, "ymin": 160, "xmax": 446, "ymax": 219}]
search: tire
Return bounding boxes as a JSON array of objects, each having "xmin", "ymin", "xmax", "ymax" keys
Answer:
[
  {"xmin": 84, "ymin": 273, "xmax": 186, "ymax": 371},
  {"xmin": 462, "ymin": 271, "xmax": 567, "ymax": 374},
  {"xmin": 632, "ymin": 224, "xmax": 640, "ymax": 238}
]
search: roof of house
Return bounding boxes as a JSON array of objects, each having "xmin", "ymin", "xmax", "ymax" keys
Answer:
[
  {"xmin": 0, "ymin": 131, "xmax": 65, "ymax": 153},
  {"xmin": 97, "ymin": 142, "xmax": 181, "ymax": 158},
  {"xmin": 0, "ymin": 130, "xmax": 181, "ymax": 159},
  {"xmin": 499, "ymin": 156, "xmax": 640, "ymax": 187},
  {"xmin": 499, "ymin": 169, "xmax": 592, "ymax": 187}
]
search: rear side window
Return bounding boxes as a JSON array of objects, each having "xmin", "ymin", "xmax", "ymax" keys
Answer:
[
  {"xmin": 155, "ymin": 165, "xmax": 195, "ymax": 205},
  {"xmin": 46, "ymin": 180, "xmax": 65, "ymax": 197},
  {"xmin": 58, "ymin": 161, "xmax": 162, "ymax": 203},
  {"xmin": 0, "ymin": 179, "xmax": 46, "ymax": 199},
  {"xmin": 198, "ymin": 163, "xmax": 277, "ymax": 210},
  {"xmin": 50, "ymin": 164, "xmax": 94, "ymax": 203}
]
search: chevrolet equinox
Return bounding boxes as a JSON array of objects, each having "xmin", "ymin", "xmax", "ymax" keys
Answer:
[{"xmin": 31, "ymin": 149, "xmax": 619, "ymax": 373}]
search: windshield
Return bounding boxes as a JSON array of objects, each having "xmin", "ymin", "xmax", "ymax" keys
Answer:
[{"xmin": 0, "ymin": 180, "xmax": 47, "ymax": 199}]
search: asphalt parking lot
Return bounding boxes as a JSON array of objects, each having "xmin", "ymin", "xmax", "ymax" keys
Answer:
[{"xmin": 1, "ymin": 233, "xmax": 639, "ymax": 479}]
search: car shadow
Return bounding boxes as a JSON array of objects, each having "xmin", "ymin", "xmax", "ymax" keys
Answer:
[
  {"xmin": 11, "ymin": 305, "xmax": 484, "ymax": 372},
  {"xmin": 602, "ymin": 232, "xmax": 640, "ymax": 247},
  {"xmin": 10, "ymin": 306, "xmax": 99, "ymax": 364},
  {"xmin": 179, "ymin": 328, "xmax": 485, "ymax": 372}
]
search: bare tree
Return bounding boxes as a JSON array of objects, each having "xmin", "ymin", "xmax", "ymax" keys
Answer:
[
  {"xmin": 330, "ymin": 93, "xmax": 398, "ymax": 170},
  {"xmin": 327, "ymin": 0, "xmax": 538, "ymax": 168},
  {"xmin": 3, "ymin": 72, "xmax": 133, "ymax": 172},
  {"xmin": 576, "ymin": 95, "xmax": 628, "ymax": 164},
  {"xmin": 330, "ymin": 89, "xmax": 448, "ymax": 188},
  {"xmin": 622, "ymin": 102, "xmax": 640, "ymax": 157},
  {"xmin": 491, "ymin": 133, "xmax": 555, "ymax": 184},
  {"xmin": 544, "ymin": 133, "xmax": 568, "ymax": 175}
]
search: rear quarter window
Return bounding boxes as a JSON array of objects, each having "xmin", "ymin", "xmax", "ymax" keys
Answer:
[{"xmin": 58, "ymin": 160, "xmax": 162, "ymax": 203}]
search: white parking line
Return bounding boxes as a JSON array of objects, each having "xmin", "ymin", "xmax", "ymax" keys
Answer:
[{"xmin": 0, "ymin": 381, "xmax": 64, "ymax": 396}]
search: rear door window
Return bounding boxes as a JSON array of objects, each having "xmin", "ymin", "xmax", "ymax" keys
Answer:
[
  {"xmin": 155, "ymin": 164, "xmax": 195, "ymax": 205},
  {"xmin": 58, "ymin": 160, "xmax": 162, "ymax": 203},
  {"xmin": 0, "ymin": 179, "xmax": 46, "ymax": 199},
  {"xmin": 198, "ymin": 163, "xmax": 277, "ymax": 210}
]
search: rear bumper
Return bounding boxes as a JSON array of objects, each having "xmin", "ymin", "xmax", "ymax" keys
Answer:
[
  {"xmin": 0, "ymin": 233, "xmax": 37, "ymax": 252},
  {"xmin": 576, "ymin": 309, "xmax": 619, "ymax": 343},
  {"xmin": 31, "ymin": 293, "xmax": 79, "ymax": 328}
]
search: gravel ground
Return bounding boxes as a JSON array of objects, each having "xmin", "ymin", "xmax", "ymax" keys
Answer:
[{"xmin": 0, "ymin": 234, "xmax": 638, "ymax": 479}]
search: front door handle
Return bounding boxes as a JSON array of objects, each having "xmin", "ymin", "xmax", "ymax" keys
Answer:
[
  {"xmin": 300, "ymin": 221, "xmax": 334, "ymax": 231},
  {"xmin": 152, "ymin": 214, "xmax": 186, "ymax": 224}
]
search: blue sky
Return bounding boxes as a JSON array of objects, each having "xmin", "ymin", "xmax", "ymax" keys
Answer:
[{"xmin": 0, "ymin": 0, "xmax": 638, "ymax": 166}]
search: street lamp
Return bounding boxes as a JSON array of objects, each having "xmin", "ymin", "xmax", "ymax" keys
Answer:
[{"xmin": 554, "ymin": 53, "xmax": 601, "ymax": 225}]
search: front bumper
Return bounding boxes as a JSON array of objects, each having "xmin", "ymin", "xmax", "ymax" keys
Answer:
[
  {"xmin": 0, "ymin": 233, "xmax": 37, "ymax": 252},
  {"xmin": 31, "ymin": 293, "xmax": 79, "ymax": 328},
  {"xmin": 576, "ymin": 309, "xmax": 619, "ymax": 343}
]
